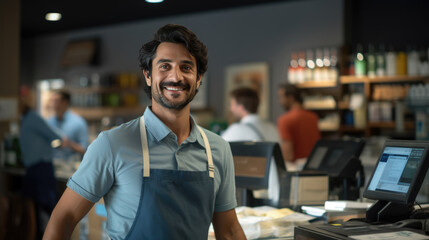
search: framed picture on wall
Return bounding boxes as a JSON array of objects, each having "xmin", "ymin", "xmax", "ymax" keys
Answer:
[
  {"xmin": 224, "ymin": 62, "xmax": 269, "ymax": 122},
  {"xmin": 190, "ymin": 74, "xmax": 208, "ymax": 110}
]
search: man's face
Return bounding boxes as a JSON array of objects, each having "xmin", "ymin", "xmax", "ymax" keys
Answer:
[
  {"xmin": 50, "ymin": 93, "xmax": 68, "ymax": 115},
  {"xmin": 145, "ymin": 42, "xmax": 201, "ymax": 110},
  {"xmin": 278, "ymin": 88, "xmax": 290, "ymax": 111},
  {"xmin": 229, "ymin": 98, "xmax": 242, "ymax": 121}
]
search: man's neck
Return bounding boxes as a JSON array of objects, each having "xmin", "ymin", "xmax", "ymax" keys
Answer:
[
  {"xmin": 289, "ymin": 103, "xmax": 302, "ymax": 111},
  {"xmin": 150, "ymin": 104, "xmax": 191, "ymax": 145}
]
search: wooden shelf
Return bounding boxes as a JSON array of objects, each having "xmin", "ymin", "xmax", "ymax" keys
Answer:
[
  {"xmin": 340, "ymin": 75, "xmax": 429, "ymax": 84},
  {"xmin": 367, "ymin": 121, "xmax": 414, "ymax": 129},
  {"xmin": 67, "ymin": 86, "xmax": 141, "ymax": 94},
  {"xmin": 295, "ymin": 81, "xmax": 337, "ymax": 88},
  {"xmin": 71, "ymin": 105, "xmax": 145, "ymax": 120},
  {"xmin": 339, "ymin": 125, "xmax": 366, "ymax": 133}
]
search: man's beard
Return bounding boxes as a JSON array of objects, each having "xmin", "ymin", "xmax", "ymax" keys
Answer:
[{"xmin": 152, "ymin": 81, "xmax": 198, "ymax": 110}]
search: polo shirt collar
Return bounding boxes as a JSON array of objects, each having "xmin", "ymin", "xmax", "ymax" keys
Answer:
[{"xmin": 143, "ymin": 107, "xmax": 205, "ymax": 147}]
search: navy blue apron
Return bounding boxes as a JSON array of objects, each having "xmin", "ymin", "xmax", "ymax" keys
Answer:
[{"xmin": 124, "ymin": 117, "xmax": 215, "ymax": 240}]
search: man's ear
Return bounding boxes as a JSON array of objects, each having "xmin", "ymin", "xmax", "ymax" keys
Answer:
[
  {"xmin": 196, "ymin": 74, "xmax": 203, "ymax": 89},
  {"xmin": 143, "ymin": 70, "xmax": 151, "ymax": 86}
]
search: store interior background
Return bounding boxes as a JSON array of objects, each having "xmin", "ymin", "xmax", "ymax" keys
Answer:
[{"xmin": 2, "ymin": 0, "xmax": 429, "ymax": 200}]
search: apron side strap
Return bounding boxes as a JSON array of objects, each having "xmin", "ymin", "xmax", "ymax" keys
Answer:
[
  {"xmin": 197, "ymin": 126, "xmax": 215, "ymax": 179},
  {"xmin": 140, "ymin": 117, "xmax": 150, "ymax": 177}
]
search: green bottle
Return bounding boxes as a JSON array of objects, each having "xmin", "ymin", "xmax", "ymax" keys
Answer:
[{"xmin": 354, "ymin": 44, "xmax": 366, "ymax": 77}]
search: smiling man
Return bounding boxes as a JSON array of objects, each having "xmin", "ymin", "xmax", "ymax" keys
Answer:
[{"xmin": 43, "ymin": 24, "xmax": 246, "ymax": 240}]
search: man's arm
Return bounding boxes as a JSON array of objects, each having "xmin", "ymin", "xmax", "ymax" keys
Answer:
[
  {"xmin": 280, "ymin": 139, "xmax": 294, "ymax": 163},
  {"xmin": 43, "ymin": 187, "xmax": 94, "ymax": 240},
  {"xmin": 212, "ymin": 209, "xmax": 246, "ymax": 240},
  {"xmin": 61, "ymin": 137, "xmax": 86, "ymax": 155}
]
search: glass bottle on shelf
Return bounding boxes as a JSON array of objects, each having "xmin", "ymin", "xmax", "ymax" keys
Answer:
[
  {"xmin": 376, "ymin": 43, "xmax": 386, "ymax": 77},
  {"xmin": 296, "ymin": 51, "xmax": 306, "ymax": 83},
  {"xmin": 314, "ymin": 48, "xmax": 324, "ymax": 81},
  {"xmin": 407, "ymin": 45, "xmax": 419, "ymax": 76},
  {"xmin": 385, "ymin": 45, "xmax": 397, "ymax": 76},
  {"xmin": 329, "ymin": 47, "xmax": 339, "ymax": 82},
  {"xmin": 354, "ymin": 44, "xmax": 366, "ymax": 77},
  {"xmin": 396, "ymin": 47, "xmax": 407, "ymax": 76},
  {"xmin": 287, "ymin": 52, "xmax": 298, "ymax": 84},
  {"xmin": 367, "ymin": 44, "xmax": 376, "ymax": 77},
  {"xmin": 305, "ymin": 49, "xmax": 315, "ymax": 82},
  {"xmin": 322, "ymin": 47, "xmax": 331, "ymax": 82}
]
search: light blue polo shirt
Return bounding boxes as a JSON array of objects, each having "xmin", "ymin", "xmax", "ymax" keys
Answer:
[
  {"xmin": 67, "ymin": 107, "xmax": 237, "ymax": 240},
  {"xmin": 47, "ymin": 110, "xmax": 89, "ymax": 160}
]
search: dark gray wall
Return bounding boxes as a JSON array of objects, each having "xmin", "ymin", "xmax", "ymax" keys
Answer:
[{"xmin": 22, "ymin": 0, "xmax": 343, "ymax": 122}]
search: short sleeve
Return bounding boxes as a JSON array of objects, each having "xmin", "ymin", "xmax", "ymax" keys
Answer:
[
  {"xmin": 67, "ymin": 132, "xmax": 114, "ymax": 203},
  {"xmin": 277, "ymin": 115, "xmax": 292, "ymax": 141},
  {"xmin": 214, "ymin": 141, "xmax": 237, "ymax": 212}
]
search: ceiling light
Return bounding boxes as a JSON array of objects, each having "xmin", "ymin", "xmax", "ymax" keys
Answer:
[
  {"xmin": 45, "ymin": 13, "xmax": 62, "ymax": 21},
  {"xmin": 146, "ymin": 0, "xmax": 164, "ymax": 3}
]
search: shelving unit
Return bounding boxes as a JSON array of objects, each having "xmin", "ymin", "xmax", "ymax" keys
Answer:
[
  {"xmin": 297, "ymin": 75, "xmax": 429, "ymax": 138},
  {"xmin": 71, "ymin": 106, "xmax": 145, "ymax": 121}
]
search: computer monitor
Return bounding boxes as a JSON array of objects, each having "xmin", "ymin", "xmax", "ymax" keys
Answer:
[
  {"xmin": 303, "ymin": 138, "xmax": 366, "ymax": 200},
  {"xmin": 229, "ymin": 141, "xmax": 286, "ymax": 190},
  {"xmin": 363, "ymin": 140, "xmax": 429, "ymax": 222},
  {"xmin": 304, "ymin": 138, "xmax": 366, "ymax": 177}
]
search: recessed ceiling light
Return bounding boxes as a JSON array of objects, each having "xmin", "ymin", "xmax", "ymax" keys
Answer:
[
  {"xmin": 45, "ymin": 12, "xmax": 62, "ymax": 21},
  {"xmin": 146, "ymin": 0, "xmax": 164, "ymax": 3}
]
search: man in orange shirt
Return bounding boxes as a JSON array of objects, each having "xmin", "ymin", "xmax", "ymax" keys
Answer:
[{"xmin": 277, "ymin": 84, "xmax": 321, "ymax": 168}]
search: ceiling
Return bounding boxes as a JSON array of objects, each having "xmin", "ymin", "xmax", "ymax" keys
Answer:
[{"xmin": 21, "ymin": 0, "xmax": 287, "ymax": 38}]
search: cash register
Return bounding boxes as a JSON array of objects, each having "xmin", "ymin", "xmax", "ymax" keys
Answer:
[{"xmin": 295, "ymin": 140, "xmax": 429, "ymax": 239}]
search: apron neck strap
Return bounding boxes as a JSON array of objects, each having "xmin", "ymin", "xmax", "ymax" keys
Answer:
[{"xmin": 139, "ymin": 116, "xmax": 214, "ymax": 178}]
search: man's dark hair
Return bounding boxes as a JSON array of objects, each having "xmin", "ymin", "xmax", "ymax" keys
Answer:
[
  {"xmin": 138, "ymin": 24, "xmax": 208, "ymax": 98},
  {"xmin": 231, "ymin": 87, "xmax": 259, "ymax": 114},
  {"xmin": 54, "ymin": 90, "xmax": 71, "ymax": 104},
  {"xmin": 280, "ymin": 83, "xmax": 302, "ymax": 104}
]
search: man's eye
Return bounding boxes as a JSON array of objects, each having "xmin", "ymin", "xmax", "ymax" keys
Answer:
[
  {"xmin": 160, "ymin": 64, "xmax": 170, "ymax": 69},
  {"xmin": 182, "ymin": 66, "xmax": 192, "ymax": 71}
]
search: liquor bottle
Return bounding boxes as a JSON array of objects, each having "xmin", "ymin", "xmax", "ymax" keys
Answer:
[
  {"xmin": 396, "ymin": 48, "xmax": 407, "ymax": 76},
  {"xmin": 385, "ymin": 45, "xmax": 397, "ymax": 76},
  {"xmin": 314, "ymin": 48, "xmax": 324, "ymax": 81},
  {"xmin": 329, "ymin": 47, "xmax": 339, "ymax": 82},
  {"xmin": 296, "ymin": 51, "xmax": 306, "ymax": 83},
  {"xmin": 367, "ymin": 44, "xmax": 376, "ymax": 77},
  {"xmin": 288, "ymin": 52, "xmax": 298, "ymax": 84},
  {"xmin": 354, "ymin": 44, "xmax": 366, "ymax": 77},
  {"xmin": 305, "ymin": 49, "xmax": 315, "ymax": 82},
  {"xmin": 407, "ymin": 46, "xmax": 419, "ymax": 76},
  {"xmin": 376, "ymin": 44, "xmax": 386, "ymax": 76},
  {"xmin": 322, "ymin": 47, "xmax": 331, "ymax": 81}
]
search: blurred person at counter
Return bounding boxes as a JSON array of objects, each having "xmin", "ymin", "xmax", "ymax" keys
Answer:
[
  {"xmin": 277, "ymin": 83, "xmax": 321, "ymax": 170},
  {"xmin": 44, "ymin": 24, "xmax": 246, "ymax": 240},
  {"xmin": 47, "ymin": 90, "xmax": 89, "ymax": 161},
  {"xmin": 221, "ymin": 87, "xmax": 281, "ymax": 205},
  {"xmin": 221, "ymin": 87, "xmax": 279, "ymax": 142},
  {"xmin": 19, "ymin": 85, "xmax": 63, "ymax": 239}
]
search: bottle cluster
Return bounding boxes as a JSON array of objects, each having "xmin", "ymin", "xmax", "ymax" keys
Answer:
[
  {"xmin": 351, "ymin": 44, "xmax": 429, "ymax": 77},
  {"xmin": 288, "ymin": 47, "xmax": 339, "ymax": 84}
]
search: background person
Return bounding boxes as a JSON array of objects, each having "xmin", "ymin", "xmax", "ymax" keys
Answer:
[
  {"xmin": 43, "ymin": 24, "xmax": 246, "ymax": 240},
  {"xmin": 19, "ymin": 86, "xmax": 63, "ymax": 239},
  {"xmin": 277, "ymin": 83, "xmax": 321, "ymax": 170},
  {"xmin": 221, "ymin": 87, "xmax": 281, "ymax": 206},
  {"xmin": 221, "ymin": 87, "xmax": 279, "ymax": 142},
  {"xmin": 47, "ymin": 90, "xmax": 88, "ymax": 161}
]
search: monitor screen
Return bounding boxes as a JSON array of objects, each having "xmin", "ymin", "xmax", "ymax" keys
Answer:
[
  {"xmin": 363, "ymin": 140, "xmax": 429, "ymax": 205},
  {"xmin": 304, "ymin": 138, "xmax": 365, "ymax": 176},
  {"xmin": 229, "ymin": 141, "xmax": 286, "ymax": 190}
]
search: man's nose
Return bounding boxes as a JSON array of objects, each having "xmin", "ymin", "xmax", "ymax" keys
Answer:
[{"xmin": 170, "ymin": 67, "xmax": 184, "ymax": 81}]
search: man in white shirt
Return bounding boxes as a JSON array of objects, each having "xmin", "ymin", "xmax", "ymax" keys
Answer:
[
  {"xmin": 221, "ymin": 87, "xmax": 281, "ymax": 205},
  {"xmin": 222, "ymin": 87, "xmax": 279, "ymax": 142}
]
